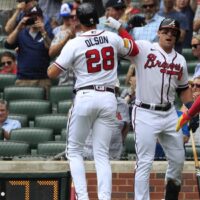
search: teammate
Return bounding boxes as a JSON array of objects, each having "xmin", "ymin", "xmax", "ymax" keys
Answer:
[
  {"xmin": 129, "ymin": 18, "xmax": 198, "ymax": 200},
  {"xmin": 176, "ymin": 94, "xmax": 200, "ymax": 132},
  {"xmin": 47, "ymin": 3, "xmax": 138, "ymax": 200}
]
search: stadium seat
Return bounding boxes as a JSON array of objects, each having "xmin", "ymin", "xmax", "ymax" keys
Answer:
[
  {"xmin": 37, "ymin": 141, "xmax": 66, "ymax": 157},
  {"xmin": 0, "ymin": 128, "xmax": 3, "ymax": 140},
  {"xmin": 34, "ymin": 114, "xmax": 68, "ymax": 136},
  {"xmin": 49, "ymin": 86, "xmax": 74, "ymax": 104},
  {"xmin": 9, "ymin": 100, "xmax": 52, "ymax": 121},
  {"xmin": 57, "ymin": 100, "xmax": 72, "ymax": 114},
  {"xmin": 182, "ymin": 48, "xmax": 197, "ymax": 62},
  {"xmin": 4, "ymin": 86, "xmax": 45, "ymax": 101},
  {"xmin": 10, "ymin": 127, "xmax": 54, "ymax": 149},
  {"xmin": 119, "ymin": 59, "xmax": 130, "ymax": 75},
  {"xmin": 0, "ymin": 74, "xmax": 16, "ymax": 97},
  {"xmin": 8, "ymin": 114, "xmax": 28, "ymax": 127},
  {"xmin": 61, "ymin": 128, "xmax": 67, "ymax": 141},
  {"xmin": 0, "ymin": 141, "xmax": 30, "ymax": 158},
  {"xmin": 124, "ymin": 134, "xmax": 135, "ymax": 154}
]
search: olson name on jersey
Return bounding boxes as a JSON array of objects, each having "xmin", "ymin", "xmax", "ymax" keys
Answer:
[{"xmin": 85, "ymin": 36, "xmax": 109, "ymax": 47}]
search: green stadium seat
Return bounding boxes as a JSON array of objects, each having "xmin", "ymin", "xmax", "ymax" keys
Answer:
[
  {"xmin": 182, "ymin": 48, "xmax": 197, "ymax": 62},
  {"xmin": 10, "ymin": 127, "xmax": 54, "ymax": 149},
  {"xmin": 119, "ymin": 59, "xmax": 131, "ymax": 75},
  {"xmin": 49, "ymin": 86, "xmax": 74, "ymax": 104},
  {"xmin": 0, "ymin": 141, "xmax": 31, "ymax": 158},
  {"xmin": 118, "ymin": 75, "xmax": 126, "ymax": 86},
  {"xmin": 124, "ymin": 133, "xmax": 135, "ymax": 154},
  {"xmin": 37, "ymin": 141, "xmax": 66, "ymax": 157},
  {"xmin": 0, "ymin": 128, "xmax": 3, "ymax": 140},
  {"xmin": 0, "ymin": 74, "xmax": 16, "ymax": 93},
  {"xmin": 187, "ymin": 61, "xmax": 198, "ymax": 75},
  {"xmin": 185, "ymin": 145, "xmax": 200, "ymax": 160},
  {"xmin": 57, "ymin": 100, "xmax": 72, "ymax": 114},
  {"xmin": 34, "ymin": 114, "xmax": 68, "ymax": 136},
  {"xmin": 8, "ymin": 114, "xmax": 28, "ymax": 127},
  {"xmin": 9, "ymin": 100, "xmax": 51, "ymax": 121},
  {"xmin": 61, "ymin": 128, "xmax": 67, "ymax": 141},
  {"xmin": 4, "ymin": 86, "xmax": 45, "ymax": 101}
]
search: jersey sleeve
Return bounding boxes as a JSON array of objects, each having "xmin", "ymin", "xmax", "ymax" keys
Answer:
[{"xmin": 53, "ymin": 39, "xmax": 75, "ymax": 71}]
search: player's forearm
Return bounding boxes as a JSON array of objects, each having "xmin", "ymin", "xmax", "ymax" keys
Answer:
[
  {"xmin": 118, "ymin": 28, "xmax": 139, "ymax": 56},
  {"xmin": 188, "ymin": 95, "xmax": 200, "ymax": 117}
]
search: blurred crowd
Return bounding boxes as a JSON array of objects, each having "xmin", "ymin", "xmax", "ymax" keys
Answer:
[{"xmin": 1, "ymin": 0, "xmax": 200, "ymax": 160}]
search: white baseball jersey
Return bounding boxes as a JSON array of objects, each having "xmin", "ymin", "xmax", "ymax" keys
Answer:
[
  {"xmin": 132, "ymin": 40, "xmax": 189, "ymax": 104},
  {"xmin": 54, "ymin": 29, "xmax": 133, "ymax": 89}
]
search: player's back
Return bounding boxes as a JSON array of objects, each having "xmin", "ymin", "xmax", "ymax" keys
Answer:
[{"xmin": 60, "ymin": 29, "xmax": 123, "ymax": 89}]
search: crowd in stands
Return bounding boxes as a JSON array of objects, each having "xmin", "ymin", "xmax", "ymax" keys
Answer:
[{"xmin": 0, "ymin": 0, "xmax": 200, "ymax": 161}]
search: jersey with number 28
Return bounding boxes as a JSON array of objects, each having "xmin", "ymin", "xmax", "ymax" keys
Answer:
[{"xmin": 54, "ymin": 29, "xmax": 133, "ymax": 89}]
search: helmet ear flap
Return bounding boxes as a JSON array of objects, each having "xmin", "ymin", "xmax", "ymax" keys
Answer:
[{"xmin": 77, "ymin": 3, "xmax": 99, "ymax": 27}]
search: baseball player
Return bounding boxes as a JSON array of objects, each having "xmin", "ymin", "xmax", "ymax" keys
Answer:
[
  {"xmin": 176, "ymin": 95, "xmax": 200, "ymax": 132},
  {"xmin": 47, "ymin": 3, "xmax": 138, "ymax": 200},
  {"xmin": 129, "ymin": 18, "xmax": 198, "ymax": 200}
]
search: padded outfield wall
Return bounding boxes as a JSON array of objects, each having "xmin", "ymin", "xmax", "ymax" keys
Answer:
[{"xmin": 0, "ymin": 161, "xmax": 199, "ymax": 200}]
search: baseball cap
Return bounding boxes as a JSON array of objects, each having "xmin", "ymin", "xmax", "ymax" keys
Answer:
[
  {"xmin": 26, "ymin": 5, "xmax": 43, "ymax": 17},
  {"xmin": 60, "ymin": 3, "xmax": 73, "ymax": 17},
  {"xmin": 105, "ymin": 0, "xmax": 126, "ymax": 9}
]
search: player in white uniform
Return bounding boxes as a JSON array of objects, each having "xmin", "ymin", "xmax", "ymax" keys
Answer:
[
  {"xmin": 47, "ymin": 3, "xmax": 138, "ymax": 200},
  {"xmin": 131, "ymin": 18, "xmax": 198, "ymax": 200}
]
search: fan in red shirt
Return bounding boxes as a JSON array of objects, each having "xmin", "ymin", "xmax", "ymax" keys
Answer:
[{"xmin": 0, "ymin": 51, "xmax": 17, "ymax": 74}]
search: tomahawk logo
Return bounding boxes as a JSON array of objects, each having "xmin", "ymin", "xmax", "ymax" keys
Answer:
[
  {"xmin": 117, "ymin": 0, "xmax": 122, "ymax": 3},
  {"xmin": 168, "ymin": 20, "xmax": 176, "ymax": 27}
]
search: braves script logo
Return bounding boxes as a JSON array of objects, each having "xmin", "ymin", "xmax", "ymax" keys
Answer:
[{"xmin": 144, "ymin": 53, "xmax": 183, "ymax": 80}]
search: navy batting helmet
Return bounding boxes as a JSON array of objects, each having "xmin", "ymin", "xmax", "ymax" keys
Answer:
[
  {"xmin": 159, "ymin": 18, "xmax": 181, "ymax": 41},
  {"xmin": 77, "ymin": 3, "xmax": 99, "ymax": 27}
]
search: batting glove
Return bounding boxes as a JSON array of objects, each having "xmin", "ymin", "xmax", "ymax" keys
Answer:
[
  {"xmin": 104, "ymin": 17, "xmax": 121, "ymax": 30},
  {"xmin": 176, "ymin": 112, "xmax": 191, "ymax": 132}
]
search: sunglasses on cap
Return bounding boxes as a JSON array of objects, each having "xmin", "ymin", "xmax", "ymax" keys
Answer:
[
  {"xmin": 191, "ymin": 44, "xmax": 200, "ymax": 49},
  {"xmin": 191, "ymin": 83, "xmax": 200, "ymax": 88},
  {"xmin": 142, "ymin": 3, "xmax": 155, "ymax": 9},
  {"xmin": 1, "ymin": 61, "xmax": 12, "ymax": 66}
]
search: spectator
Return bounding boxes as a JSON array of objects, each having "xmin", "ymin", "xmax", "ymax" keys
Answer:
[
  {"xmin": 0, "ymin": 100, "xmax": 21, "ymax": 140},
  {"xmin": 5, "ymin": 0, "xmax": 53, "ymax": 39},
  {"xmin": 84, "ymin": 86, "xmax": 130, "ymax": 160},
  {"xmin": 129, "ymin": 0, "xmax": 164, "ymax": 42},
  {"xmin": 38, "ymin": 0, "xmax": 62, "ymax": 24},
  {"xmin": 5, "ymin": 5, "xmax": 52, "ymax": 97},
  {"xmin": 175, "ymin": 0, "xmax": 197, "ymax": 48},
  {"xmin": 158, "ymin": 0, "xmax": 189, "ymax": 53},
  {"xmin": 120, "ymin": 0, "xmax": 140, "ymax": 23},
  {"xmin": 97, "ymin": 0, "xmax": 126, "ymax": 32},
  {"xmin": 49, "ymin": 3, "xmax": 76, "ymax": 86},
  {"xmin": 0, "ymin": 51, "xmax": 17, "ymax": 74},
  {"xmin": 191, "ymin": 34, "xmax": 200, "ymax": 79}
]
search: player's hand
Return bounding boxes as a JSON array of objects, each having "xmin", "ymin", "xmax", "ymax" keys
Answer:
[
  {"xmin": 189, "ymin": 115, "xmax": 199, "ymax": 133},
  {"xmin": 104, "ymin": 17, "xmax": 121, "ymax": 30},
  {"xmin": 176, "ymin": 112, "xmax": 191, "ymax": 132}
]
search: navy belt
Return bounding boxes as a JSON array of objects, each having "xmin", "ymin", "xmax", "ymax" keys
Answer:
[
  {"xmin": 136, "ymin": 102, "xmax": 172, "ymax": 111},
  {"xmin": 75, "ymin": 85, "xmax": 115, "ymax": 94}
]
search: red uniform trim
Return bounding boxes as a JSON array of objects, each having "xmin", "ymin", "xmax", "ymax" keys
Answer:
[{"xmin": 118, "ymin": 28, "xmax": 139, "ymax": 56}]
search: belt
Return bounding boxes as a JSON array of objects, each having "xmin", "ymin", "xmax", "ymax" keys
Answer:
[
  {"xmin": 136, "ymin": 102, "xmax": 172, "ymax": 111},
  {"xmin": 75, "ymin": 85, "xmax": 115, "ymax": 94}
]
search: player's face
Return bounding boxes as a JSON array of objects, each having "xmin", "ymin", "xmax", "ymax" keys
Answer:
[
  {"xmin": 105, "ymin": 7, "xmax": 125, "ymax": 20},
  {"xmin": 191, "ymin": 38, "xmax": 200, "ymax": 58},
  {"xmin": 158, "ymin": 28, "xmax": 177, "ymax": 53},
  {"xmin": 0, "ymin": 104, "xmax": 8, "ymax": 123}
]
